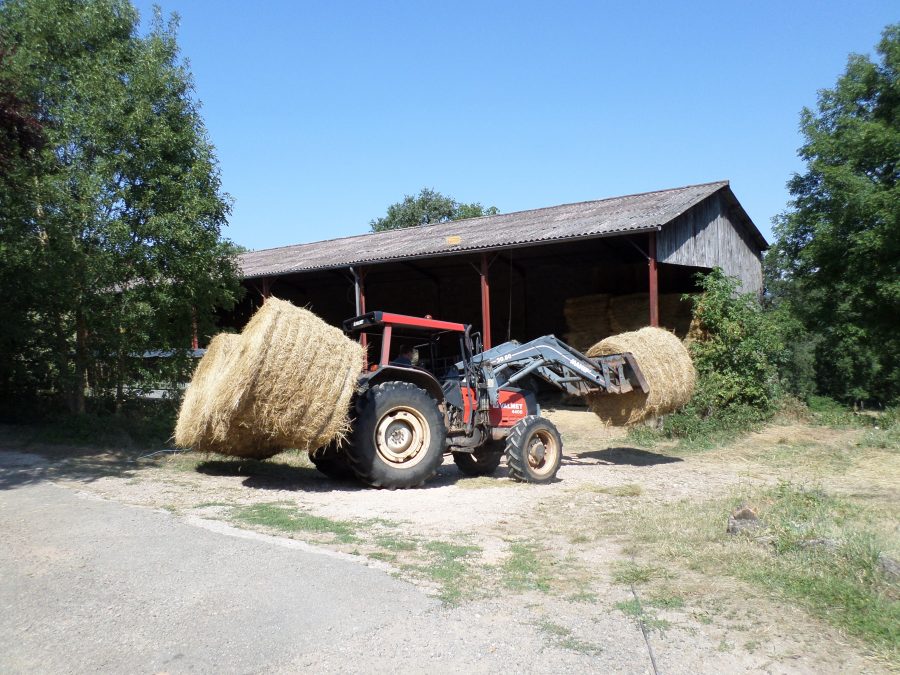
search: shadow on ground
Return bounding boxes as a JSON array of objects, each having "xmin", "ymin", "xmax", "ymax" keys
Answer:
[
  {"xmin": 0, "ymin": 445, "xmax": 145, "ymax": 490},
  {"xmin": 565, "ymin": 446, "xmax": 683, "ymax": 466},
  {"xmin": 195, "ymin": 458, "xmax": 472, "ymax": 492}
]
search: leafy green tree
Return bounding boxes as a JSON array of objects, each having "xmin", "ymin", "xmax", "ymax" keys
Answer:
[
  {"xmin": 0, "ymin": 0, "xmax": 242, "ymax": 414},
  {"xmin": 0, "ymin": 43, "xmax": 47, "ymax": 404},
  {"xmin": 768, "ymin": 24, "xmax": 899, "ymax": 405},
  {"xmin": 370, "ymin": 187, "xmax": 498, "ymax": 232}
]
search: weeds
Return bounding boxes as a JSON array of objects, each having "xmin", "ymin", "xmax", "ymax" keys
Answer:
[
  {"xmin": 231, "ymin": 503, "xmax": 357, "ymax": 543},
  {"xmin": 535, "ymin": 619, "xmax": 603, "ymax": 656},
  {"xmin": 420, "ymin": 540, "xmax": 481, "ymax": 604},
  {"xmin": 614, "ymin": 598, "xmax": 670, "ymax": 633},
  {"xmin": 611, "ymin": 561, "xmax": 660, "ymax": 585},
  {"xmin": 375, "ymin": 535, "xmax": 417, "ymax": 552},
  {"xmin": 502, "ymin": 542, "xmax": 553, "ymax": 593},
  {"xmin": 612, "ymin": 482, "xmax": 899, "ymax": 658}
]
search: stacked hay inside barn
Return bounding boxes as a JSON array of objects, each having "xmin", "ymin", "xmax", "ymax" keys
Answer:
[
  {"xmin": 174, "ymin": 298, "xmax": 365, "ymax": 459},
  {"xmin": 563, "ymin": 292, "xmax": 694, "ymax": 352},
  {"xmin": 586, "ymin": 327, "xmax": 695, "ymax": 426},
  {"xmin": 563, "ymin": 294, "xmax": 612, "ymax": 352}
]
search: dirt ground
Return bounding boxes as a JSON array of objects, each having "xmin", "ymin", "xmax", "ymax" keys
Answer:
[{"xmin": 2, "ymin": 407, "xmax": 897, "ymax": 673}]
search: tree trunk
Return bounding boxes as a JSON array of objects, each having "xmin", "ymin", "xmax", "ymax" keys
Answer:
[
  {"xmin": 115, "ymin": 348, "xmax": 124, "ymax": 415},
  {"xmin": 71, "ymin": 311, "xmax": 87, "ymax": 415}
]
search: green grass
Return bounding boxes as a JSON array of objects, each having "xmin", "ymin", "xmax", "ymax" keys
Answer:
[
  {"xmin": 375, "ymin": 534, "xmax": 417, "ymax": 551},
  {"xmin": 535, "ymin": 620, "xmax": 603, "ymax": 656},
  {"xmin": 611, "ymin": 561, "xmax": 660, "ymax": 585},
  {"xmin": 807, "ymin": 396, "xmax": 867, "ymax": 428},
  {"xmin": 614, "ymin": 598, "xmax": 671, "ymax": 633},
  {"xmin": 614, "ymin": 598, "xmax": 641, "ymax": 617},
  {"xmin": 611, "ymin": 482, "xmax": 900, "ymax": 659},
  {"xmin": 566, "ymin": 589, "xmax": 598, "ymax": 603},
  {"xmin": 502, "ymin": 542, "xmax": 552, "ymax": 592},
  {"xmin": 626, "ymin": 402, "xmax": 769, "ymax": 453},
  {"xmin": 597, "ymin": 483, "xmax": 643, "ymax": 497},
  {"xmin": 859, "ymin": 407, "xmax": 900, "ymax": 450},
  {"xmin": 231, "ymin": 503, "xmax": 358, "ymax": 543},
  {"xmin": 418, "ymin": 540, "xmax": 482, "ymax": 605}
]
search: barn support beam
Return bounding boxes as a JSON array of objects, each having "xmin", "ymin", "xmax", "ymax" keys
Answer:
[
  {"xmin": 648, "ymin": 231, "xmax": 659, "ymax": 327},
  {"xmin": 257, "ymin": 276, "xmax": 273, "ymax": 300},
  {"xmin": 480, "ymin": 253, "xmax": 492, "ymax": 350},
  {"xmin": 350, "ymin": 266, "xmax": 368, "ymax": 354}
]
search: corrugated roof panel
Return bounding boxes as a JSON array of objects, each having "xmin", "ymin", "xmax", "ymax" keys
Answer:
[{"xmin": 239, "ymin": 181, "xmax": 746, "ymax": 278}]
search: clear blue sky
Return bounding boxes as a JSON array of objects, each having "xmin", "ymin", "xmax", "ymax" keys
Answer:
[{"xmin": 134, "ymin": 0, "xmax": 897, "ymax": 250}]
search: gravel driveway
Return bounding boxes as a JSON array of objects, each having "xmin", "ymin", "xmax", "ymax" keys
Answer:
[{"xmin": 1, "ymin": 472, "xmax": 654, "ymax": 674}]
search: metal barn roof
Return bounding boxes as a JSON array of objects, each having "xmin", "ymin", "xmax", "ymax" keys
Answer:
[{"xmin": 238, "ymin": 180, "xmax": 762, "ymax": 279}]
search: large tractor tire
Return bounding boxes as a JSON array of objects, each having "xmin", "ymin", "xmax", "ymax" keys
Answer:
[
  {"xmin": 346, "ymin": 382, "xmax": 446, "ymax": 489},
  {"xmin": 452, "ymin": 444, "xmax": 504, "ymax": 477},
  {"xmin": 308, "ymin": 443, "xmax": 356, "ymax": 481},
  {"xmin": 505, "ymin": 416, "xmax": 563, "ymax": 484}
]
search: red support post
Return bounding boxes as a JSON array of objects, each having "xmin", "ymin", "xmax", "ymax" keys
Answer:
[
  {"xmin": 480, "ymin": 254, "xmax": 492, "ymax": 350},
  {"xmin": 648, "ymin": 231, "xmax": 659, "ymax": 327},
  {"xmin": 380, "ymin": 325, "xmax": 392, "ymax": 367}
]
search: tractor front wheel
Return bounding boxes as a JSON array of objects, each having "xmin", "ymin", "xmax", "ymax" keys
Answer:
[
  {"xmin": 347, "ymin": 382, "xmax": 446, "ymax": 489},
  {"xmin": 505, "ymin": 416, "xmax": 562, "ymax": 484}
]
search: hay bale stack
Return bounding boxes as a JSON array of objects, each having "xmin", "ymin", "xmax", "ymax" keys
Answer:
[
  {"xmin": 563, "ymin": 294, "xmax": 612, "ymax": 352},
  {"xmin": 207, "ymin": 298, "xmax": 365, "ymax": 456},
  {"xmin": 564, "ymin": 293, "xmax": 695, "ymax": 350},
  {"xmin": 585, "ymin": 327, "xmax": 695, "ymax": 426},
  {"xmin": 607, "ymin": 293, "xmax": 694, "ymax": 337}
]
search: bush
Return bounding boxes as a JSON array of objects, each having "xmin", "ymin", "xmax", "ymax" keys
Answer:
[{"xmin": 638, "ymin": 269, "xmax": 787, "ymax": 445}]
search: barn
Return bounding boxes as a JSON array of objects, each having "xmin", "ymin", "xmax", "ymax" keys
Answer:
[{"xmin": 229, "ymin": 180, "xmax": 766, "ymax": 355}]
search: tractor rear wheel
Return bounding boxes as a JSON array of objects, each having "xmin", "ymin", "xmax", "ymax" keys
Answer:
[
  {"xmin": 308, "ymin": 443, "xmax": 356, "ymax": 480},
  {"xmin": 347, "ymin": 382, "xmax": 446, "ymax": 489},
  {"xmin": 505, "ymin": 416, "xmax": 562, "ymax": 484},
  {"xmin": 452, "ymin": 444, "xmax": 504, "ymax": 477}
]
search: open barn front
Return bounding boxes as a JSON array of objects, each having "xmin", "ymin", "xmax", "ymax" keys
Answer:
[{"xmin": 220, "ymin": 232, "xmax": 709, "ymax": 360}]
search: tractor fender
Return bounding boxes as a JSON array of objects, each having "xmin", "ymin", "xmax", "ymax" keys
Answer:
[{"xmin": 360, "ymin": 365, "xmax": 445, "ymax": 402}]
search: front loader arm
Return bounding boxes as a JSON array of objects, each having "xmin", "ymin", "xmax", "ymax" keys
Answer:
[{"xmin": 469, "ymin": 336, "xmax": 649, "ymax": 398}]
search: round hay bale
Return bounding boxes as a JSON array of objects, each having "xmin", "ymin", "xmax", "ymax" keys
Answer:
[
  {"xmin": 208, "ymin": 298, "xmax": 365, "ymax": 456},
  {"xmin": 174, "ymin": 333, "xmax": 242, "ymax": 450},
  {"xmin": 585, "ymin": 327, "xmax": 695, "ymax": 426},
  {"xmin": 174, "ymin": 334, "xmax": 278, "ymax": 457}
]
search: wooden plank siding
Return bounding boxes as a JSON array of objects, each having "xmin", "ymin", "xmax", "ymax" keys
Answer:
[{"xmin": 657, "ymin": 191, "xmax": 763, "ymax": 295}]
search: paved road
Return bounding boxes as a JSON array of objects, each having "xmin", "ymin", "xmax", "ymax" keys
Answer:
[{"xmin": 0, "ymin": 472, "xmax": 654, "ymax": 674}]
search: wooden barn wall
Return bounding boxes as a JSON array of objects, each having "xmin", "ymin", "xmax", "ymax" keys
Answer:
[{"xmin": 657, "ymin": 193, "xmax": 763, "ymax": 295}]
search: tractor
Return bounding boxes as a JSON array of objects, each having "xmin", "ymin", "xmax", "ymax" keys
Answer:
[{"xmin": 309, "ymin": 311, "xmax": 648, "ymax": 489}]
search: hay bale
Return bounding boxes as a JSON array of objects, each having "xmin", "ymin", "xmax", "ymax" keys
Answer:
[
  {"xmin": 174, "ymin": 334, "xmax": 277, "ymax": 457},
  {"xmin": 208, "ymin": 298, "xmax": 365, "ymax": 457},
  {"xmin": 585, "ymin": 327, "xmax": 695, "ymax": 426},
  {"xmin": 174, "ymin": 333, "xmax": 241, "ymax": 450}
]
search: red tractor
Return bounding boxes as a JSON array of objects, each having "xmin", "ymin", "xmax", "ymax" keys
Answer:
[{"xmin": 309, "ymin": 311, "xmax": 647, "ymax": 489}]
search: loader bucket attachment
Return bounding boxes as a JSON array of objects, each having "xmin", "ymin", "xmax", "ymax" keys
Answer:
[{"xmin": 593, "ymin": 352, "xmax": 649, "ymax": 395}]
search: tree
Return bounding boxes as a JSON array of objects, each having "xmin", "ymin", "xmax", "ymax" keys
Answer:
[
  {"xmin": 370, "ymin": 187, "xmax": 499, "ymax": 232},
  {"xmin": 768, "ymin": 24, "xmax": 900, "ymax": 405},
  {"xmin": 0, "ymin": 0, "xmax": 243, "ymax": 414},
  {"xmin": 0, "ymin": 43, "xmax": 46, "ymax": 405}
]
